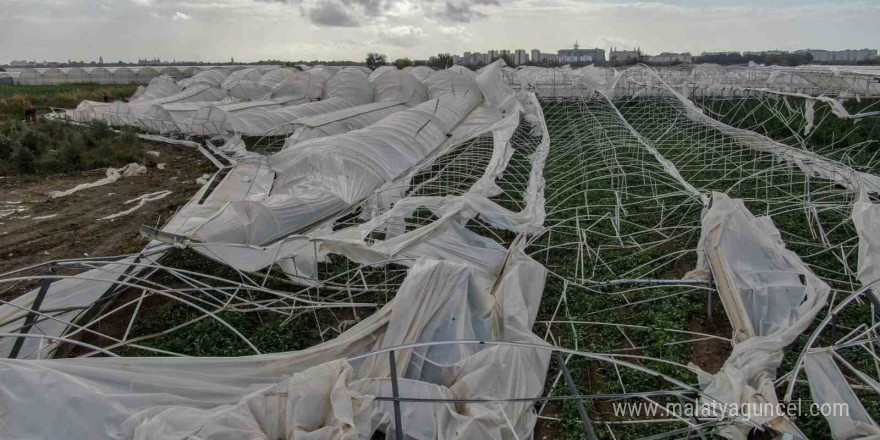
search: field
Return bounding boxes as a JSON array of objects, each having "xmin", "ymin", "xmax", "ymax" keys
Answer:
[
  {"xmin": 2, "ymin": 65, "xmax": 880, "ymax": 439},
  {"xmin": 0, "ymin": 83, "xmax": 138, "ymax": 119},
  {"xmin": 0, "ymin": 86, "xmax": 212, "ymax": 299}
]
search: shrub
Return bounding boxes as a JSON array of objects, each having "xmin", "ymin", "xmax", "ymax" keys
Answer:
[
  {"xmin": 18, "ymin": 129, "xmax": 51, "ymax": 156},
  {"xmin": 0, "ymin": 134, "xmax": 15, "ymax": 160},
  {"xmin": 13, "ymin": 146, "xmax": 36, "ymax": 174},
  {"xmin": 60, "ymin": 139, "xmax": 86, "ymax": 172}
]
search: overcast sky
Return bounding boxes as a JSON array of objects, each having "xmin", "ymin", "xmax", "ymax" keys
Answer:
[{"xmin": 1, "ymin": 0, "xmax": 878, "ymax": 63}]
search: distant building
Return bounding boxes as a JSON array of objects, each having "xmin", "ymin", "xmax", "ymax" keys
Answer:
[
  {"xmin": 795, "ymin": 48, "xmax": 878, "ymax": 63},
  {"xmin": 743, "ymin": 50, "xmax": 789, "ymax": 56},
  {"xmin": 459, "ymin": 52, "xmax": 488, "ymax": 66},
  {"xmin": 514, "ymin": 49, "xmax": 529, "ymax": 66},
  {"xmin": 645, "ymin": 52, "xmax": 692, "ymax": 64},
  {"xmin": 488, "ymin": 50, "xmax": 498, "ymax": 61},
  {"xmin": 557, "ymin": 42, "xmax": 605, "ymax": 64},
  {"xmin": 609, "ymin": 48, "xmax": 641, "ymax": 63}
]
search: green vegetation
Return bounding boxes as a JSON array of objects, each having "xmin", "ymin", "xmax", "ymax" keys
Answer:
[
  {"xmin": 0, "ymin": 82, "xmax": 149, "ymax": 176},
  {"xmin": 0, "ymin": 83, "xmax": 138, "ymax": 119},
  {"xmin": 422, "ymin": 53, "xmax": 454, "ymax": 70},
  {"xmin": 365, "ymin": 52, "xmax": 388, "ymax": 70},
  {"xmin": 0, "ymin": 119, "xmax": 147, "ymax": 176},
  {"xmin": 393, "ymin": 57, "xmax": 413, "ymax": 69}
]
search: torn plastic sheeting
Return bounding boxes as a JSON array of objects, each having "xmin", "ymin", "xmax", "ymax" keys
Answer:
[
  {"xmin": 645, "ymin": 66, "xmax": 880, "ymax": 194},
  {"xmin": 222, "ymin": 67, "xmax": 271, "ymax": 100},
  {"xmin": 131, "ymin": 75, "xmax": 182, "ymax": 102},
  {"xmin": 745, "ymin": 88, "xmax": 855, "ymax": 120},
  {"xmin": 179, "ymin": 94, "xmax": 549, "ymax": 283},
  {"xmin": 182, "ymin": 99, "xmax": 296, "ymax": 136},
  {"xmin": 804, "ymin": 349, "xmax": 880, "ymax": 440},
  {"xmin": 186, "ymin": 68, "xmax": 232, "ymax": 88},
  {"xmin": 188, "ymin": 70, "xmax": 484, "ymax": 246},
  {"xmin": 852, "ymin": 191, "xmax": 880, "ymax": 290},
  {"xmin": 270, "ymin": 67, "xmax": 332, "ymax": 101},
  {"xmin": 257, "ymin": 67, "xmax": 301, "ymax": 88},
  {"xmin": 192, "ymin": 191, "xmax": 348, "ymax": 245},
  {"xmin": 49, "ymin": 163, "xmax": 146, "ymax": 198},
  {"xmin": 178, "ymin": 87, "xmax": 546, "ymax": 280},
  {"xmin": 188, "ymin": 192, "xmax": 538, "ymax": 284},
  {"xmin": 100, "ymin": 190, "xmax": 172, "ymax": 221},
  {"xmin": 0, "ymin": 251, "xmax": 166, "ymax": 359},
  {"xmin": 476, "ymin": 60, "xmax": 519, "ymax": 115},
  {"xmin": 68, "ymin": 84, "xmax": 228, "ymax": 130},
  {"xmin": 692, "ymin": 192, "xmax": 829, "ymax": 440},
  {"xmin": 232, "ymin": 69, "xmax": 373, "ymax": 136},
  {"xmin": 371, "ymin": 70, "xmax": 429, "ymax": 106},
  {"xmin": 317, "ymin": 211, "xmax": 510, "ymax": 293},
  {"xmin": 282, "ymin": 101, "xmax": 410, "ymax": 149},
  {"xmin": 0, "ymin": 255, "xmax": 550, "ymax": 440}
]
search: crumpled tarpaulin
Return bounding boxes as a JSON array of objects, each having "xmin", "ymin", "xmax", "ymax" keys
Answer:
[
  {"xmin": 49, "ymin": 163, "xmax": 147, "ymax": 198},
  {"xmin": 691, "ymin": 192, "xmax": 829, "ymax": 439},
  {"xmin": 0, "ymin": 253, "xmax": 550, "ymax": 440},
  {"xmin": 164, "ymin": 62, "xmax": 548, "ymax": 284},
  {"xmin": 852, "ymin": 191, "xmax": 880, "ymax": 291},
  {"xmin": 232, "ymin": 68, "xmax": 373, "ymax": 136},
  {"xmin": 803, "ymin": 349, "xmax": 880, "ymax": 440}
]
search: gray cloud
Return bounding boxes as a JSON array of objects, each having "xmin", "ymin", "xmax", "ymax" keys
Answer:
[
  {"xmin": 308, "ymin": 0, "xmax": 360, "ymax": 26},
  {"xmin": 436, "ymin": 1, "xmax": 485, "ymax": 22},
  {"xmin": 301, "ymin": 0, "xmax": 500, "ymax": 27},
  {"xmin": 377, "ymin": 25, "xmax": 425, "ymax": 47},
  {"xmin": 342, "ymin": 0, "xmax": 385, "ymax": 16}
]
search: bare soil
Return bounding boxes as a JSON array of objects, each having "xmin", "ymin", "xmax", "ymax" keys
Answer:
[
  {"xmin": 687, "ymin": 302, "xmax": 733, "ymax": 374},
  {"xmin": 0, "ymin": 142, "xmax": 214, "ymax": 297}
]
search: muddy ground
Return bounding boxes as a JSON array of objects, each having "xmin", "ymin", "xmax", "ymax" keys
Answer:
[{"xmin": 0, "ymin": 141, "xmax": 214, "ymax": 297}]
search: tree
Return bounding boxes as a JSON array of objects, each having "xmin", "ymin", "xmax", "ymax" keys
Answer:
[
  {"xmin": 365, "ymin": 52, "xmax": 387, "ymax": 70},
  {"xmin": 393, "ymin": 58, "xmax": 413, "ymax": 69},
  {"xmin": 426, "ymin": 53, "xmax": 454, "ymax": 69}
]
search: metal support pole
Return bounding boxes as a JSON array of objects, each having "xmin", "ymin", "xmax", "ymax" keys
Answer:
[
  {"xmin": 707, "ymin": 276, "xmax": 715, "ymax": 323},
  {"xmin": 389, "ymin": 350, "xmax": 404, "ymax": 440},
  {"xmin": 554, "ymin": 351, "xmax": 599, "ymax": 440},
  {"xmin": 9, "ymin": 269, "xmax": 54, "ymax": 359}
]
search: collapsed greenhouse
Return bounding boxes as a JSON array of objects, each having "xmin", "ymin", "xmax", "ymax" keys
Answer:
[{"xmin": 2, "ymin": 60, "xmax": 880, "ymax": 439}]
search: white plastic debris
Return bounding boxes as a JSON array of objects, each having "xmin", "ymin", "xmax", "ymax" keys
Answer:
[
  {"xmin": 100, "ymin": 190, "xmax": 172, "ymax": 221},
  {"xmin": 49, "ymin": 163, "xmax": 147, "ymax": 198}
]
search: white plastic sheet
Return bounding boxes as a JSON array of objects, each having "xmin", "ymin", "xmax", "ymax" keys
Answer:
[
  {"xmin": 692, "ymin": 192, "xmax": 829, "ymax": 439},
  {"xmin": 0, "ymin": 254, "xmax": 550, "ymax": 440}
]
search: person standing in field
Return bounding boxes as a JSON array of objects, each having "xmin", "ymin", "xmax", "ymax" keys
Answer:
[{"xmin": 25, "ymin": 103, "xmax": 36, "ymax": 123}]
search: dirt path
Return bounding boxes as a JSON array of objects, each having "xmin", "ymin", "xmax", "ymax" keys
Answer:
[{"xmin": 0, "ymin": 142, "xmax": 214, "ymax": 280}]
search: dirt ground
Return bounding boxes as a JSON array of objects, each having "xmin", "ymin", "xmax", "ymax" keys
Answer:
[{"xmin": 0, "ymin": 141, "xmax": 214, "ymax": 285}]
